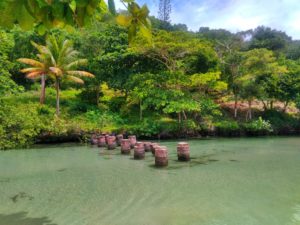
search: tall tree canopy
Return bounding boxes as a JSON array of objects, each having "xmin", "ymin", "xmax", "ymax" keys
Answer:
[{"xmin": 158, "ymin": 0, "xmax": 172, "ymax": 23}]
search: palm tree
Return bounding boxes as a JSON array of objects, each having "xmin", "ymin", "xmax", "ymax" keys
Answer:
[
  {"xmin": 19, "ymin": 35, "xmax": 94, "ymax": 115},
  {"xmin": 18, "ymin": 41, "xmax": 51, "ymax": 104}
]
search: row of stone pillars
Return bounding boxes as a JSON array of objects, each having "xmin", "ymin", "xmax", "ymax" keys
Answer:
[{"xmin": 91, "ymin": 134, "xmax": 190, "ymax": 167}]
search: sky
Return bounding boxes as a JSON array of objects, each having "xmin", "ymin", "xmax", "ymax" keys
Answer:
[{"xmin": 113, "ymin": 0, "xmax": 300, "ymax": 40}]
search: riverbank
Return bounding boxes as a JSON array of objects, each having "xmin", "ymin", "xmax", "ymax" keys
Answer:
[{"xmin": 1, "ymin": 89, "xmax": 300, "ymax": 150}]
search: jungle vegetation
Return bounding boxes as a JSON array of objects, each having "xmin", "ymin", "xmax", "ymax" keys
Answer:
[{"xmin": 0, "ymin": 0, "xmax": 300, "ymax": 149}]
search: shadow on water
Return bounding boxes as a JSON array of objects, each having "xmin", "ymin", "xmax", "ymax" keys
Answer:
[
  {"xmin": 10, "ymin": 192, "xmax": 34, "ymax": 203},
  {"xmin": 0, "ymin": 212, "xmax": 57, "ymax": 225},
  {"xmin": 0, "ymin": 178, "xmax": 10, "ymax": 183},
  {"xmin": 98, "ymin": 149, "xmax": 122, "ymax": 159},
  {"xmin": 229, "ymin": 159, "xmax": 239, "ymax": 162},
  {"xmin": 149, "ymin": 154, "xmax": 220, "ymax": 170}
]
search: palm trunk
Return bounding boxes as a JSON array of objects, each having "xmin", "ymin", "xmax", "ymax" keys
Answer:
[
  {"xmin": 40, "ymin": 74, "xmax": 46, "ymax": 104},
  {"xmin": 55, "ymin": 79, "xmax": 60, "ymax": 116}
]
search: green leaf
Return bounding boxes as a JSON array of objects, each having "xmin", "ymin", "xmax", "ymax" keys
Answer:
[
  {"xmin": 69, "ymin": 0, "xmax": 77, "ymax": 13},
  {"xmin": 36, "ymin": 23, "xmax": 47, "ymax": 35},
  {"xmin": 116, "ymin": 15, "xmax": 132, "ymax": 27}
]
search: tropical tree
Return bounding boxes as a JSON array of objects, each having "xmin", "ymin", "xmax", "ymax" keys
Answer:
[
  {"xmin": 248, "ymin": 26, "xmax": 291, "ymax": 52},
  {"xmin": 0, "ymin": 30, "xmax": 22, "ymax": 96},
  {"xmin": 19, "ymin": 35, "xmax": 94, "ymax": 115},
  {"xmin": 108, "ymin": 0, "xmax": 117, "ymax": 15},
  {"xmin": 18, "ymin": 41, "xmax": 52, "ymax": 104},
  {"xmin": 238, "ymin": 48, "xmax": 288, "ymax": 120}
]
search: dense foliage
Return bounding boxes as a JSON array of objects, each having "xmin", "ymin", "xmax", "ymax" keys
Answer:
[{"xmin": 0, "ymin": 1, "xmax": 300, "ymax": 150}]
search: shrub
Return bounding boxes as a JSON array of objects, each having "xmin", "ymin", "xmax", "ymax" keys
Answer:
[
  {"xmin": 242, "ymin": 117, "xmax": 273, "ymax": 135},
  {"xmin": 107, "ymin": 96, "xmax": 127, "ymax": 113},
  {"xmin": 125, "ymin": 118, "xmax": 179, "ymax": 138},
  {"xmin": 68, "ymin": 101, "xmax": 94, "ymax": 114},
  {"xmin": 262, "ymin": 110, "xmax": 299, "ymax": 134},
  {"xmin": 214, "ymin": 120, "xmax": 241, "ymax": 136},
  {"xmin": 0, "ymin": 102, "xmax": 46, "ymax": 150},
  {"xmin": 85, "ymin": 110, "xmax": 124, "ymax": 132},
  {"xmin": 124, "ymin": 118, "xmax": 200, "ymax": 138},
  {"xmin": 125, "ymin": 119, "xmax": 163, "ymax": 137}
]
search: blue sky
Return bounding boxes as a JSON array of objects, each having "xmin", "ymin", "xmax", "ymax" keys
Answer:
[{"xmin": 113, "ymin": 0, "xmax": 300, "ymax": 40}]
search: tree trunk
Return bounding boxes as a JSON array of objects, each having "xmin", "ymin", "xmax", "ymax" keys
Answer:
[
  {"xmin": 40, "ymin": 74, "xmax": 46, "ymax": 104},
  {"xmin": 55, "ymin": 79, "xmax": 60, "ymax": 116},
  {"xmin": 139, "ymin": 99, "xmax": 143, "ymax": 121},
  {"xmin": 178, "ymin": 113, "xmax": 181, "ymax": 123},
  {"xmin": 95, "ymin": 84, "xmax": 100, "ymax": 106},
  {"xmin": 283, "ymin": 101, "xmax": 289, "ymax": 113},
  {"xmin": 270, "ymin": 100, "xmax": 274, "ymax": 110},
  {"xmin": 247, "ymin": 100, "xmax": 252, "ymax": 121},
  {"xmin": 234, "ymin": 95, "xmax": 238, "ymax": 118},
  {"xmin": 182, "ymin": 111, "xmax": 187, "ymax": 120},
  {"xmin": 262, "ymin": 100, "xmax": 267, "ymax": 111}
]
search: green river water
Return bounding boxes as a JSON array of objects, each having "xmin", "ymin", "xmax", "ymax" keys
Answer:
[{"xmin": 0, "ymin": 137, "xmax": 300, "ymax": 225}]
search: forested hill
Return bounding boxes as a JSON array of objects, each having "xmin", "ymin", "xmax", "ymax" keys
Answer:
[{"xmin": 1, "ymin": 8, "xmax": 300, "ymax": 149}]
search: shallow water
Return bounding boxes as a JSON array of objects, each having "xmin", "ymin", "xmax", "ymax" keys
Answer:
[{"xmin": 0, "ymin": 137, "xmax": 300, "ymax": 225}]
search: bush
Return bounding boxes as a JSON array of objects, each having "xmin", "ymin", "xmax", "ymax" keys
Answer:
[
  {"xmin": 68, "ymin": 101, "xmax": 95, "ymax": 114},
  {"xmin": 125, "ymin": 118, "xmax": 179, "ymax": 138},
  {"xmin": 124, "ymin": 118, "xmax": 199, "ymax": 138},
  {"xmin": 125, "ymin": 119, "xmax": 163, "ymax": 137},
  {"xmin": 85, "ymin": 109, "xmax": 125, "ymax": 132},
  {"xmin": 214, "ymin": 120, "xmax": 241, "ymax": 136},
  {"xmin": 242, "ymin": 117, "xmax": 273, "ymax": 135},
  {"xmin": 107, "ymin": 96, "xmax": 127, "ymax": 113},
  {"xmin": 262, "ymin": 110, "xmax": 299, "ymax": 134},
  {"xmin": 0, "ymin": 102, "xmax": 46, "ymax": 150}
]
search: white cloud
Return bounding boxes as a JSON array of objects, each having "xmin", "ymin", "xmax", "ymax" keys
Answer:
[
  {"xmin": 172, "ymin": 0, "xmax": 300, "ymax": 39},
  {"xmin": 110, "ymin": 0, "xmax": 300, "ymax": 39}
]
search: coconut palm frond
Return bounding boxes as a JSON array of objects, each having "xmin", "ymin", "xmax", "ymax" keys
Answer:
[
  {"xmin": 26, "ymin": 71, "xmax": 44, "ymax": 79},
  {"xmin": 46, "ymin": 35, "xmax": 60, "ymax": 59},
  {"xmin": 50, "ymin": 67, "xmax": 63, "ymax": 76},
  {"xmin": 18, "ymin": 58, "xmax": 44, "ymax": 68},
  {"xmin": 67, "ymin": 71, "xmax": 95, "ymax": 78},
  {"xmin": 67, "ymin": 75, "xmax": 84, "ymax": 84},
  {"xmin": 20, "ymin": 67, "xmax": 44, "ymax": 73},
  {"xmin": 31, "ymin": 41, "xmax": 49, "ymax": 55},
  {"xmin": 65, "ymin": 59, "xmax": 88, "ymax": 70},
  {"xmin": 59, "ymin": 53, "xmax": 79, "ymax": 66}
]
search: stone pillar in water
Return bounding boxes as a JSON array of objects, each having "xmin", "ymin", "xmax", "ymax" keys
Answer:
[
  {"xmin": 144, "ymin": 142, "xmax": 151, "ymax": 152},
  {"xmin": 91, "ymin": 135, "xmax": 98, "ymax": 145},
  {"xmin": 105, "ymin": 134, "xmax": 109, "ymax": 145},
  {"xmin": 116, "ymin": 134, "xmax": 123, "ymax": 146},
  {"xmin": 107, "ymin": 136, "xmax": 117, "ymax": 150},
  {"xmin": 177, "ymin": 142, "xmax": 190, "ymax": 161},
  {"xmin": 128, "ymin": 135, "xmax": 137, "ymax": 149},
  {"xmin": 134, "ymin": 142, "xmax": 145, "ymax": 159},
  {"xmin": 155, "ymin": 146, "xmax": 168, "ymax": 167},
  {"xmin": 97, "ymin": 135, "xmax": 106, "ymax": 147},
  {"xmin": 150, "ymin": 143, "xmax": 159, "ymax": 155},
  {"xmin": 121, "ymin": 139, "xmax": 131, "ymax": 154}
]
